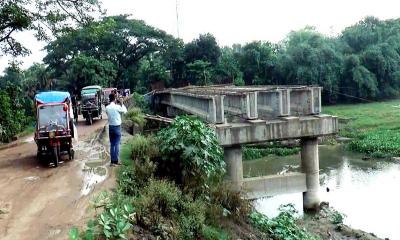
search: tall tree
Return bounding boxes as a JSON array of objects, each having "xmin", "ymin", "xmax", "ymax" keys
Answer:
[
  {"xmin": 275, "ymin": 28, "xmax": 343, "ymax": 103},
  {"xmin": 184, "ymin": 33, "xmax": 221, "ymax": 66},
  {"xmin": 44, "ymin": 15, "xmax": 178, "ymax": 89},
  {"xmin": 0, "ymin": 0, "xmax": 103, "ymax": 56},
  {"xmin": 238, "ymin": 41, "xmax": 275, "ymax": 85}
]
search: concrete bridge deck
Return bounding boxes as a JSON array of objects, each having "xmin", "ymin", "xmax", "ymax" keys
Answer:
[{"xmin": 152, "ymin": 85, "xmax": 338, "ymax": 210}]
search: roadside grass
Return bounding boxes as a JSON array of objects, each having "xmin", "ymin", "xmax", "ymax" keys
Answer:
[{"xmin": 323, "ymin": 99, "xmax": 400, "ymax": 157}]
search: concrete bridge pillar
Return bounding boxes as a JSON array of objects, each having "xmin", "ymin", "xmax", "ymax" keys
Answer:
[
  {"xmin": 300, "ymin": 137, "xmax": 320, "ymax": 210},
  {"xmin": 224, "ymin": 146, "xmax": 243, "ymax": 191}
]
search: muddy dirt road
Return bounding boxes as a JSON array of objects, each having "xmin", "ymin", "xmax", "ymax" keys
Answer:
[{"xmin": 0, "ymin": 115, "xmax": 115, "ymax": 240}]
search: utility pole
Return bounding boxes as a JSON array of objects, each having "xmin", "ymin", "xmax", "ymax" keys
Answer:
[{"xmin": 175, "ymin": 0, "xmax": 180, "ymax": 38}]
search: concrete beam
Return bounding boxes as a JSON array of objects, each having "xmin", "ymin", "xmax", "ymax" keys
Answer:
[
  {"xmin": 289, "ymin": 87, "xmax": 322, "ymax": 116},
  {"xmin": 242, "ymin": 173, "xmax": 307, "ymax": 199},
  {"xmin": 161, "ymin": 91, "xmax": 225, "ymax": 124},
  {"xmin": 224, "ymin": 92, "xmax": 258, "ymax": 120},
  {"xmin": 257, "ymin": 90, "xmax": 290, "ymax": 118},
  {"xmin": 215, "ymin": 115, "xmax": 338, "ymax": 147}
]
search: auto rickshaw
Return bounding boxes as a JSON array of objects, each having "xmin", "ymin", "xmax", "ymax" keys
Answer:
[
  {"xmin": 34, "ymin": 91, "xmax": 75, "ymax": 167},
  {"xmin": 81, "ymin": 85, "xmax": 103, "ymax": 125},
  {"xmin": 103, "ymin": 87, "xmax": 117, "ymax": 106}
]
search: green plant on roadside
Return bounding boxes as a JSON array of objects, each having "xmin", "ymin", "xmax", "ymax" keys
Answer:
[
  {"xmin": 69, "ymin": 200, "xmax": 135, "ymax": 240},
  {"xmin": 97, "ymin": 204, "xmax": 135, "ymax": 239},
  {"xmin": 133, "ymin": 179, "xmax": 206, "ymax": 239},
  {"xmin": 249, "ymin": 204, "xmax": 320, "ymax": 240},
  {"xmin": 157, "ymin": 115, "xmax": 225, "ymax": 192},
  {"xmin": 130, "ymin": 134, "xmax": 159, "ymax": 160}
]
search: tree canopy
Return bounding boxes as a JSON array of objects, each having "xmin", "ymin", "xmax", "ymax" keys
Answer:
[{"xmin": 0, "ymin": 0, "xmax": 103, "ymax": 56}]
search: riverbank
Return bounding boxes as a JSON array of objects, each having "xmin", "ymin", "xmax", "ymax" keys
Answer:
[{"xmin": 299, "ymin": 206, "xmax": 381, "ymax": 240}]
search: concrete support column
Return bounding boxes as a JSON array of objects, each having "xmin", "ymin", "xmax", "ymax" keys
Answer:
[
  {"xmin": 300, "ymin": 137, "xmax": 320, "ymax": 210},
  {"xmin": 224, "ymin": 146, "xmax": 243, "ymax": 191}
]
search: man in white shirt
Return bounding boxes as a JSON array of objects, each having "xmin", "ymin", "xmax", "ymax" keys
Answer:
[{"xmin": 106, "ymin": 93, "xmax": 127, "ymax": 166}]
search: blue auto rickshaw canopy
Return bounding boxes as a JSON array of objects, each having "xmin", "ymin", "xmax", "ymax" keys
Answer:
[{"xmin": 35, "ymin": 91, "xmax": 71, "ymax": 104}]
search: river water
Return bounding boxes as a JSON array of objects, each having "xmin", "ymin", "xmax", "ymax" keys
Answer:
[{"xmin": 244, "ymin": 145, "xmax": 400, "ymax": 240}]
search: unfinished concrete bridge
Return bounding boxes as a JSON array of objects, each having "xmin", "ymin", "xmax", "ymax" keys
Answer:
[{"xmin": 152, "ymin": 85, "xmax": 338, "ymax": 210}]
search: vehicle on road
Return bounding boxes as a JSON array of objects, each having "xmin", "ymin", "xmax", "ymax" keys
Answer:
[
  {"xmin": 34, "ymin": 91, "xmax": 75, "ymax": 167},
  {"xmin": 81, "ymin": 85, "xmax": 103, "ymax": 125},
  {"xmin": 103, "ymin": 87, "xmax": 117, "ymax": 106}
]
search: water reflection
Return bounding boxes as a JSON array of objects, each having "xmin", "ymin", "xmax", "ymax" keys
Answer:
[{"xmin": 245, "ymin": 145, "xmax": 400, "ymax": 239}]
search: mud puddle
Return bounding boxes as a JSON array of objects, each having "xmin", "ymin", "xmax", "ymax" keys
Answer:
[{"xmin": 74, "ymin": 139, "xmax": 109, "ymax": 196}]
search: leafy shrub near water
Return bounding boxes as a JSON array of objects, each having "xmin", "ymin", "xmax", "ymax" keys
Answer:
[
  {"xmin": 156, "ymin": 115, "xmax": 225, "ymax": 192},
  {"xmin": 249, "ymin": 204, "xmax": 320, "ymax": 240}
]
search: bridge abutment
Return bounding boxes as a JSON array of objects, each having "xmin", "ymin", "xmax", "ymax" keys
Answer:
[{"xmin": 301, "ymin": 137, "xmax": 320, "ymax": 210}]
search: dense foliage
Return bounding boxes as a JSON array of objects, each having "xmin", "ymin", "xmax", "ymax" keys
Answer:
[
  {"xmin": 0, "ymin": 0, "xmax": 103, "ymax": 56},
  {"xmin": 157, "ymin": 115, "xmax": 225, "ymax": 192},
  {"xmin": 0, "ymin": 65, "xmax": 33, "ymax": 142},
  {"xmin": 27, "ymin": 14, "xmax": 400, "ymax": 104}
]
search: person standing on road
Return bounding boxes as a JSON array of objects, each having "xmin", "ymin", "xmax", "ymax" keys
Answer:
[{"xmin": 106, "ymin": 93, "xmax": 127, "ymax": 166}]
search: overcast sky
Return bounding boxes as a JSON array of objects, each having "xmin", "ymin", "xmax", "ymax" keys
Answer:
[{"xmin": 2, "ymin": 0, "xmax": 400, "ymax": 73}]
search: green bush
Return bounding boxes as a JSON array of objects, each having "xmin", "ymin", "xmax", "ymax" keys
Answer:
[
  {"xmin": 209, "ymin": 183, "xmax": 252, "ymax": 221},
  {"xmin": 130, "ymin": 134, "xmax": 159, "ymax": 160},
  {"xmin": 157, "ymin": 115, "xmax": 225, "ymax": 192},
  {"xmin": 116, "ymin": 164, "xmax": 138, "ymax": 196},
  {"xmin": 249, "ymin": 204, "xmax": 319, "ymax": 240},
  {"xmin": 69, "ymin": 192, "xmax": 135, "ymax": 240},
  {"xmin": 117, "ymin": 157, "xmax": 156, "ymax": 196},
  {"xmin": 133, "ymin": 179, "xmax": 206, "ymax": 239},
  {"xmin": 133, "ymin": 92, "xmax": 150, "ymax": 113},
  {"xmin": 201, "ymin": 225, "xmax": 229, "ymax": 240},
  {"xmin": 123, "ymin": 107, "xmax": 146, "ymax": 134}
]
